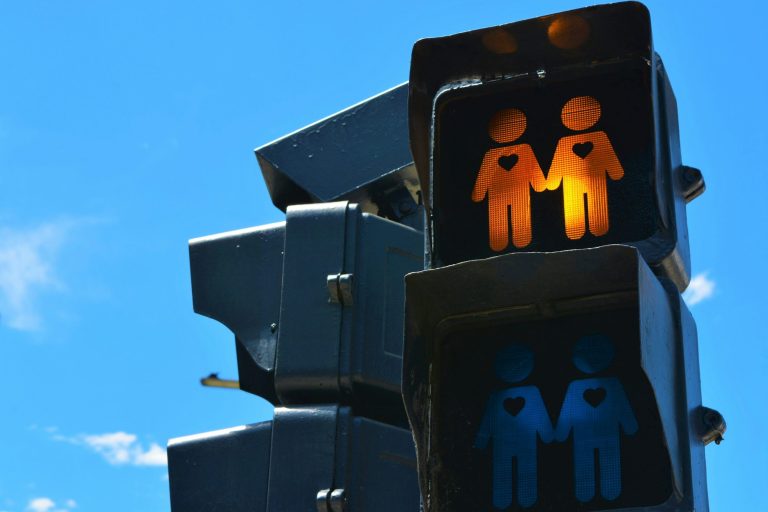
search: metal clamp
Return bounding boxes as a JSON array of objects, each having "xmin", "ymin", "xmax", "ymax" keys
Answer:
[
  {"xmin": 316, "ymin": 488, "xmax": 347, "ymax": 512},
  {"xmin": 327, "ymin": 273, "xmax": 354, "ymax": 305}
]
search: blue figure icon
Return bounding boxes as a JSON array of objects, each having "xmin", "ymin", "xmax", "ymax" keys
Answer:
[
  {"xmin": 554, "ymin": 335, "xmax": 639, "ymax": 503},
  {"xmin": 475, "ymin": 343, "xmax": 553, "ymax": 509}
]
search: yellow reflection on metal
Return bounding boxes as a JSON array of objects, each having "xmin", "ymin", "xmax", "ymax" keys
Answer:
[
  {"xmin": 482, "ymin": 28, "xmax": 518, "ymax": 55},
  {"xmin": 472, "ymin": 96, "xmax": 624, "ymax": 250},
  {"xmin": 547, "ymin": 96, "xmax": 624, "ymax": 240},
  {"xmin": 547, "ymin": 14, "xmax": 591, "ymax": 50},
  {"xmin": 472, "ymin": 109, "xmax": 547, "ymax": 250}
]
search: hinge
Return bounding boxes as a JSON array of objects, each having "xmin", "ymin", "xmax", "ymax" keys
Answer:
[
  {"xmin": 327, "ymin": 273, "xmax": 354, "ymax": 305},
  {"xmin": 316, "ymin": 488, "xmax": 347, "ymax": 512}
]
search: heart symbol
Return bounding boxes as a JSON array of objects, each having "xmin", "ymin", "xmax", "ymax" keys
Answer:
[
  {"xmin": 572, "ymin": 142, "xmax": 594, "ymax": 159},
  {"xmin": 503, "ymin": 397, "xmax": 525, "ymax": 416},
  {"xmin": 498, "ymin": 154, "xmax": 519, "ymax": 171},
  {"xmin": 583, "ymin": 388, "xmax": 606, "ymax": 408}
]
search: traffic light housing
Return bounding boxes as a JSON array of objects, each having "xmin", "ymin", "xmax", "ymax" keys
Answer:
[
  {"xmin": 169, "ymin": 406, "xmax": 418, "ymax": 511},
  {"xmin": 408, "ymin": 2, "xmax": 703, "ymax": 290},
  {"xmin": 188, "ymin": 201, "xmax": 423, "ymax": 424},
  {"xmin": 174, "ymin": 203, "xmax": 423, "ymax": 510},
  {"xmin": 171, "ymin": 84, "xmax": 424, "ymax": 510},
  {"xmin": 402, "ymin": 245, "xmax": 708, "ymax": 512}
]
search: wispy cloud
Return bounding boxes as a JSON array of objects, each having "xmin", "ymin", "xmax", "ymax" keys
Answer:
[
  {"xmin": 46, "ymin": 428, "xmax": 167, "ymax": 467},
  {"xmin": 0, "ymin": 220, "xmax": 72, "ymax": 331},
  {"xmin": 26, "ymin": 498, "xmax": 55, "ymax": 512},
  {"xmin": 683, "ymin": 272, "xmax": 716, "ymax": 306},
  {"xmin": 25, "ymin": 497, "xmax": 75, "ymax": 512},
  {"xmin": 81, "ymin": 432, "xmax": 168, "ymax": 466}
]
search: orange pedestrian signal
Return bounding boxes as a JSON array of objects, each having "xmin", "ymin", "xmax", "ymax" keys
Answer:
[
  {"xmin": 408, "ymin": 1, "xmax": 702, "ymax": 291},
  {"xmin": 471, "ymin": 108, "xmax": 547, "ymax": 250},
  {"xmin": 471, "ymin": 97, "xmax": 625, "ymax": 251},
  {"xmin": 547, "ymin": 96, "xmax": 624, "ymax": 241},
  {"xmin": 433, "ymin": 70, "xmax": 653, "ymax": 264}
]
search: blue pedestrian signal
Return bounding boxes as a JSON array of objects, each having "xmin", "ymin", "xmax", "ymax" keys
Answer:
[
  {"xmin": 474, "ymin": 344, "xmax": 553, "ymax": 509},
  {"xmin": 426, "ymin": 306, "xmax": 671, "ymax": 511},
  {"xmin": 553, "ymin": 336, "xmax": 639, "ymax": 503},
  {"xmin": 473, "ymin": 337, "xmax": 641, "ymax": 509}
]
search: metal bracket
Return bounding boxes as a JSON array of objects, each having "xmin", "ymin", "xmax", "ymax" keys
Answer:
[
  {"xmin": 372, "ymin": 184, "xmax": 424, "ymax": 231},
  {"xmin": 327, "ymin": 273, "xmax": 354, "ymax": 305},
  {"xmin": 700, "ymin": 406, "xmax": 726, "ymax": 445},
  {"xmin": 680, "ymin": 165, "xmax": 706, "ymax": 203},
  {"xmin": 316, "ymin": 488, "xmax": 347, "ymax": 512}
]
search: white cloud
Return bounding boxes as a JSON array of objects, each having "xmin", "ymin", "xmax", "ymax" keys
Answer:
[
  {"xmin": 683, "ymin": 272, "xmax": 716, "ymax": 306},
  {"xmin": 53, "ymin": 431, "xmax": 167, "ymax": 467},
  {"xmin": 25, "ymin": 497, "xmax": 76, "ymax": 512},
  {"xmin": 26, "ymin": 498, "xmax": 55, "ymax": 512},
  {"xmin": 0, "ymin": 221, "xmax": 72, "ymax": 331},
  {"xmin": 82, "ymin": 432, "xmax": 138, "ymax": 465},
  {"xmin": 133, "ymin": 443, "xmax": 169, "ymax": 466}
]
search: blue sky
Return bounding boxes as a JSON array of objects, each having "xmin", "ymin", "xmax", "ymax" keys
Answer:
[{"xmin": 0, "ymin": 1, "xmax": 765, "ymax": 510}]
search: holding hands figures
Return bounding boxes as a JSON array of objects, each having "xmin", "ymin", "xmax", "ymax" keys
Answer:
[
  {"xmin": 475, "ymin": 336, "xmax": 638, "ymax": 508},
  {"xmin": 472, "ymin": 96, "xmax": 625, "ymax": 250}
]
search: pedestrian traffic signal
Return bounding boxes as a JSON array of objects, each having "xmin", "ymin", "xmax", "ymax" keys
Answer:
[
  {"xmin": 408, "ymin": 2, "xmax": 704, "ymax": 290},
  {"xmin": 178, "ymin": 202, "xmax": 424, "ymax": 511},
  {"xmin": 402, "ymin": 245, "xmax": 710, "ymax": 512}
]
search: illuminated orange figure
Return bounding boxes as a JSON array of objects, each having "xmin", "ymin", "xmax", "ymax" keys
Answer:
[
  {"xmin": 547, "ymin": 96, "xmax": 624, "ymax": 240},
  {"xmin": 472, "ymin": 109, "xmax": 547, "ymax": 250}
]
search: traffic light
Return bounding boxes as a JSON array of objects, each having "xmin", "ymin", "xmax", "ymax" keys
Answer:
[
  {"xmin": 168, "ymin": 86, "xmax": 424, "ymax": 511},
  {"xmin": 408, "ymin": 1, "xmax": 703, "ymax": 290},
  {"xmin": 169, "ymin": 406, "xmax": 418, "ymax": 512},
  {"xmin": 403, "ymin": 246, "xmax": 708, "ymax": 512},
  {"xmin": 402, "ymin": 3, "xmax": 721, "ymax": 512}
]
